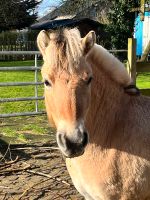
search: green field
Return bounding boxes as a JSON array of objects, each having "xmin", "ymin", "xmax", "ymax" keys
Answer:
[
  {"xmin": 0, "ymin": 60, "xmax": 44, "ymax": 114},
  {"xmin": 0, "ymin": 60, "xmax": 50, "ymax": 143},
  {"xmin": 0, "ymin": 60, "xmax": 150, "ymax": 114},
  {"xmin": 0, "ymin": 60, "xmax": 149, "ymax": 143},
  {"xmin": 136, "ymin": 72, "xmax": 150, "ymax": 89}
]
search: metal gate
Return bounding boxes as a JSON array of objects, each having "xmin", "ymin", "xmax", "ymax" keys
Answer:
[
  {"xmin": 0, "ymin": 50, "xmax": 128, "ymax": 118},
  {"xmin": 0, "ymin": 51, "xmax": 46, "ymax": 118}
]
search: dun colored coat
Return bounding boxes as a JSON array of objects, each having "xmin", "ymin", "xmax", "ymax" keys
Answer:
[{"xmin": 37, "ymin": 28, "xmax": 150, "ymax": 200}]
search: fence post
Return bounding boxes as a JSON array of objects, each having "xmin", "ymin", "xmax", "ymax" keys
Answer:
[
  {"xmin": 35, "ymin": 54, "xmax": 39, "ymax": 112},
  {"xmin": 127, "ymin": 38, "xmax": 137, "ymax": 84}
]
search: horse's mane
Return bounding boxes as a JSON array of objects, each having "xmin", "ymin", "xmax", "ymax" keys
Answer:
[
  {"xmin": 44, "ymin": 28, "xmax": 132, "ymax": 87},
  {"xmin": 87, "ymin": 44, "xmax": 132, "ymax": 87}
]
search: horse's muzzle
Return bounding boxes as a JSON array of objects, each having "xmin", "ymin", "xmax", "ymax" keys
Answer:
[{"xmin": 56, "ymin": 130, "xmax": 88, "ymax": 158}]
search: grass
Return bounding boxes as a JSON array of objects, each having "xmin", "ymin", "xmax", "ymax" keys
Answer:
[
  {"xmin": 0, "ymin": 60, "xmax": 45, "ymax": 114},
  {"xmin": 0, "ymin": 60, "xmax": 150, "ymax": 114},
  {"xmin": 0, "ymin": 60, "xmax": 43, "ymax": 67},
  {"xmin": 0, "ymin": 60, "xmax": 149, "ymax": 143},
  {"xmin": 0, "ymin": 116, "xmax": 55, "ymax": 144},
  {"xmin": 136, "ymin": 72, "xmax": 150, "ymax": 89},
  {"xmin": 0, "ymin": 60, "xmax": 55, "ymax": 143},
  {"xmin": 136, "ymin": 72, "xmax": 150, "ymax": 96}
]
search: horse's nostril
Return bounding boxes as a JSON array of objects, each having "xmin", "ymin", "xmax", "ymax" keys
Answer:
[
  {"xmin": 56, "ymin": 130, "xmax": 88, "ymax": 158},
  {"xmin": 82, "ymin": 131, "xmax": 88, "ymax": 147},
  {"xmin": 57, "ymin": 132, "xmax": 66, "ymax": 149}
]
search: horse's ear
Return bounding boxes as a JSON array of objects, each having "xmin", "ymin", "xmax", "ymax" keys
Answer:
[
  {"xmin": 37, "ymin": 30, "xmax": 50, "ymax": 57},
  {"xmin": 81, "ymin": 31, "xmax": 96, "ymax": 55}
]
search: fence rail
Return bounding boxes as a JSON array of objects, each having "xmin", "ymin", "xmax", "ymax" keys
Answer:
[
  {"xmin": 0, "ymin": 82, "xmax": 43, "ymax": 87},
  {"xmin": 0, "ymin": 51, "xmax": 46, "ymax": 118},
  {"xmin": 0, "ymin": 51, "xmax": 40, "ymax": 55},
  {"xmin": 0, "ymin": 111, "xmax": 46, "ymax": 118},
  {"xmin": 0, "ymin": 66, "xmax": 41, "ymax": 71},
  {"xmin": 0, "ymin": 97, "xmax": 44, "ymax": 103}
]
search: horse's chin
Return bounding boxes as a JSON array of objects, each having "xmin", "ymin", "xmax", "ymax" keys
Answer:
[
  {"xmin": 65, "ymin": 149, "xmax": 85, "ymax": 158},
  {"xmin": 59, "ymin": 148, "xmax": 85, "ymax": 158}
]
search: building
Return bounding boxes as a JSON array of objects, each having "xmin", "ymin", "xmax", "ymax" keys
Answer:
[
  {"xmin": 31, "ymin": 1, "xmax": 111, "ymax": 47},
  {"xmin": 134, "ymin": 5, "xmax": 150, "ymax": 56}
]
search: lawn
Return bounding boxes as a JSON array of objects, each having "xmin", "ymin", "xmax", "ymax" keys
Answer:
[
  {"xmin": 0, "ymin": 60, "xmax": 42, "ymax": 67},
  {"xmin": 0, "ymin": 60, "xmax": 150, "ymax": 115},
  {"xmin": 0, "ymin": 60, "xmax": 149, "ymax": 143},
  {"xmin": 0, "ymin": 60, "xmax": 52, "ymax": 143},
  {"xmin": 0, "ymin": 60, "xmax": 44, "ymax": 114},
  {"xmin": 136, "ymin": 72, "xmax": 150, "ymax": 89}
]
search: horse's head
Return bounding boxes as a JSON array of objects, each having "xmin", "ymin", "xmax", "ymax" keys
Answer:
[{"xmin": 37, "ymin": 28, "xmax": 95, "ymax": 158}]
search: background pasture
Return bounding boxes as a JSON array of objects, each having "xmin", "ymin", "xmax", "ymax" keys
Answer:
[
  {"xmin": 0, "ymin": 59, "xmax": 150, "ymax": 114},
  {"xmin": 0, "ymin": 58, "xmax": 150, "ymax": 142}
]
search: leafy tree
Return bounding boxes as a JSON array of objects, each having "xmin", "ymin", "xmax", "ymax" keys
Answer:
[
  {"xmin": 0, "ymin": 0, "xmax": 41, "ymax": 31},
  {"xmin": 105, "ymin": 0, "xmax": 140, "ymax": 49},
  {"xmin": 59, "ymin": 0, "xmax": 99, "ymax": 15},
  {"xmin": 60, "ymin": 0, "xmax": 142, "ymax": 50}
]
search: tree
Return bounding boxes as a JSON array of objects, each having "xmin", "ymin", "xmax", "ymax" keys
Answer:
[
  {"xmin": 59, "ymin": 0, "xmax": 99, "ymax": 15},
  {"xmin": 0, "ymin": 0, "xmax": 41, "ymax": 31},
  {"xmin": 60, "ymin": 0, "xmax": 143, "ymax": 50},
  {"xmin": 105, "ymin": 0, "xmax": 140, "ymax": 49}
]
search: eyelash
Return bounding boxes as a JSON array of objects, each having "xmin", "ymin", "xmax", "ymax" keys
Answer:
[
  {"xmin": 44, "ymin": 80, "xmax": 51, "ymax": 87},
  {"xmin": 87, "ymin": 77, "xmax": 93, "ymax": 85},
  {"xmin": 44, "ymin": 78, "xmax": 92, "ymax": 87}
]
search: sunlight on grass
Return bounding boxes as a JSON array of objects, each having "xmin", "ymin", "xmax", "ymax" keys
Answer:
[
  {"xmin": 0, "ymin": 60, "xmax": 43, "ymax": 67},
  {"xmin": 0, "ymin": 60, "xmax": 45, "ymax": 114},
  {"xmin": 0, "ymin": 60, "xmax": 150, "ymax": 114},
  {"xmin": 21, "ymin": 124, "xmax": 48, "ymax": 134},
  {"xmin": 136, "ymin": 72, "xmax": 150, "ymax": 89},
  {"xmin": 2, "ymin": 127, "xmax": 17, "ymax": 137},
  {"xmin": 0, "ymin": 60, "xmax": 149, "ymax": 142},
  {"xmin": 0, "ymin": 116, "xmax": 55, "ymax": 143}
]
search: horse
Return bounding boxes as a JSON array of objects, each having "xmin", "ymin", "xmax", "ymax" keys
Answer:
[{"xmin": 37, "ymin": 28, "xmax": 150, "ymax": 200}]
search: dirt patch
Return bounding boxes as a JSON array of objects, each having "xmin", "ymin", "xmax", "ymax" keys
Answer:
[
  {"xmin": 0, "ymin": 116, "xmax": 84, "ymax": 199},
  {"xmin": 0, "ymin": 116, "xmax": 54, "ymax": 144},
  {"xmin": 0, "ymin": 140, "xmax": 83, "ymax": 200}
]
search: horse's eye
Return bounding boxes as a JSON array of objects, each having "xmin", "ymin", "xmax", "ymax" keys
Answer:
[
  {"xmin": 44, "ymin": 80, "xmax": 51, "ymax": 87},
  {"xmin": 87, "ymin": 77, "xmax": 93, "ymax": 85}
]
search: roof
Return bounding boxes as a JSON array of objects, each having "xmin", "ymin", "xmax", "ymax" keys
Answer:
[{"xmin": 31, "ymin": 18, "xmax": 102, "ymax": 30}]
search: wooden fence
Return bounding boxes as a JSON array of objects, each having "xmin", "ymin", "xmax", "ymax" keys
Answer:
[
  {"xmin": 127, "ymin": 38, "xmax": 150, "ymax": 96},
  {"xmin": 0, "ymin": 41, "xmax": 37, "ymax": 61}
]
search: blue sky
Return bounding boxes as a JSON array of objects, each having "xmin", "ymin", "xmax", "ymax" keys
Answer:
[{"xmin": 38, "ymin": 0, "xmax": 60, "ymax": 17}]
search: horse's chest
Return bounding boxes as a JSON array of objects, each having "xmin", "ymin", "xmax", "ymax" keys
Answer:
[
  {"xmin": 68, "ymin": 171, "xmax": 103, "ymax": 200},
  {"xmin": 66, "ymin": 154, "xmax": 150, "ymax": 200},
  {"xmin": 66, "ymin": 158, "xmax": 106, "ymax": 200}
]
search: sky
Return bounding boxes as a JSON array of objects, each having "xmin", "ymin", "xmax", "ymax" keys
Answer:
[{"xmin": 37, "ymin": 0, "xmax": 60, "ymax": 17}]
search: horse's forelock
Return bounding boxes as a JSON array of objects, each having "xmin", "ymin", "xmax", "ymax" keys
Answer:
[{"xmin": 45, "ymin": 28, "xmax": 83, "ymax": 72}]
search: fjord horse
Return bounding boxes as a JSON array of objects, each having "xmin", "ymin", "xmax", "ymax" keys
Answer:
[{"xmin": 37, "ymin": 28, "xmax": 150, "ymax": 200}]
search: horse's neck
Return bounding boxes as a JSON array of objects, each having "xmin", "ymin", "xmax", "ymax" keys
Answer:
[{"xmin": 86, "ymin": 51, "xmax": 127, "ymax": 146}]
